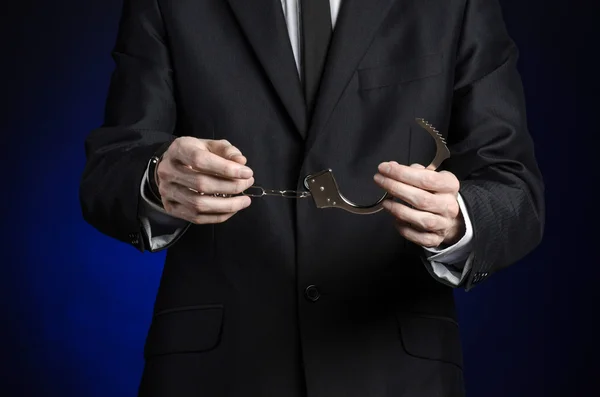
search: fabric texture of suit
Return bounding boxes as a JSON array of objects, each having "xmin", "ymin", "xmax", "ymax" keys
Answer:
[
  {"xmin": 137, "ymin": 0, "xmax": 475, "ymax": 287},
  {"xmin": 79, "ymin": 0, "xmax": 545, "ymax": 395}
]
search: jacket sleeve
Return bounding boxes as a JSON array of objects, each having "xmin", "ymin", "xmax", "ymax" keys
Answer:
[
  {"xmin": 79, "ymin": 0, "xmax": 185, "ymax": 252},
  {"xmin": 442, "ymin": 0, "xmax": 546, "ymax": 290}
]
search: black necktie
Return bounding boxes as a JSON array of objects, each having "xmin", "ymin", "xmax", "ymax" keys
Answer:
[{"xmin": 301, "ymin": 0, "xmax": 332, "ymax": 117}]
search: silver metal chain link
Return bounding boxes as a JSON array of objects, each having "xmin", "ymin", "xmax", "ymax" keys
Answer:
[
  {"xmin": 242, "ymin": 186, "xmax": 311, "ymax": 198},
  {"xmin": 200, "ymin": 186, "xmax": 311, "ymax": 199}
]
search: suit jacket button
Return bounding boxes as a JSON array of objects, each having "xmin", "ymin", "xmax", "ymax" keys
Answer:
[{"xmin": 305, "ymin": 285, "xmax": 320, "ymax": 302}]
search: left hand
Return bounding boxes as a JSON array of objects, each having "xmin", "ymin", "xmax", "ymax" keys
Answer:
[{"xmin": 374, "ymin": 162, "xmax": 465, "ymax": 248}]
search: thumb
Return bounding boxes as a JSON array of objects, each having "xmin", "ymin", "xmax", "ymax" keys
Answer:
[
  {"xmin": 207, "ymin": 139, "xmax": 247, "ymax": 164},
  {"xmin": 410, "ymin": 163, "xmax": 425, "ymax": 169},
  {"xmin": 229, "ymin": 154, "xmax": 247, "ymax": 165}
]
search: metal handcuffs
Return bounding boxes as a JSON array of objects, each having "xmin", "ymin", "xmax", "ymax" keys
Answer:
[{"xmin": 302, "ymin": 118, "xmax": 450, "ymax": 215}]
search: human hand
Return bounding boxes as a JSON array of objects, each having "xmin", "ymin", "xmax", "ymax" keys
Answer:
[
  {"xmin": 373, "ymin": 162, "xmax": 464, "ymax": 248},
  {"xmin": 156, "ymin": 137, "xmax": 255, "ymax": 224}
]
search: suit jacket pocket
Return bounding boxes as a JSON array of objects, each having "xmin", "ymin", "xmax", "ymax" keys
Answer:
[
  {"xmin": 144, "ymin": 304, "xmax": 224, "ymax": 358},
  {"xmin": 358, "ymin": 53, "xmax": 442, "ymax": 90},
  {"xmin": 396, "ymin": 313, "xmax": 463, "ymax": 368}
]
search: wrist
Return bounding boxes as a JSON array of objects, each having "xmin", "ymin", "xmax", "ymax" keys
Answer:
[
  {"xmin": 146, "ymin": 139, "xmax": 175, "ymax": 203},
  {"xmin": 148, "ymin": 155, "xmax": 162, "ymax": 202}
]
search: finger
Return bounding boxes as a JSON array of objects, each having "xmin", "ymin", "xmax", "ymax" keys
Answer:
[
  {"xmin": 173, "ymin": 139, "xmax": 253, "ymax": 179},
  {"xmin": 382, "ymin": 200, "xmax": 449, "ymax": 233},
  {"xmin": 230, "ymin": 155, "xmax": 247, "ymax": 165},
  {"xmin": 206, "ymin": 139, "xmax": 248, "ymax": 166},
  {"xmin": 207, "ymin": 139, "xmax": 248, "ymax": 164},
  {"xmin": 377, "ymin": 162, "xmax": 459, "ymax": 193},
  {"xmin": 394, "ymin": 222, "xmax": 444, "ymax": 249},
  {"xmin": 374, "ymin": 174, "xmax": 444, "ymax": 214},
  {"xmin": 167, "ymin": 165, "xmax": 255, "ymax": 195},
  {"xmin": 190, "ymin": 174, "xmax": 255, "ymax": 195},
  {"xmin": 158, "ymin": 160, "xmax": 255, "ymax": 195},
  {"xmin": 164, "ymin": 183, "xmax": 252, "ymax": 214},
  {"xmin": 191, "ymin": 151, "xmax": 253, "ymax": 179},
  {"xmin": 163, "ymin": 201, "xmax": 238, "ymax": 224}
]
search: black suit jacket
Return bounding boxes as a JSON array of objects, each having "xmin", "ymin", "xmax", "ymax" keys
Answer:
[{"xmin": 79, "ymin": 0, "xmax": 545, "ymax": 395}]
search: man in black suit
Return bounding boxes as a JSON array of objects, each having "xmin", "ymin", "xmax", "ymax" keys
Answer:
[{"xmin": 79, "ymin": 0, "xmax": 545, "ymax": 395}]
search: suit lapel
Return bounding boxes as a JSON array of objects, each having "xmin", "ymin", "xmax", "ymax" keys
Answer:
[
  {"xmin": 227, "ymin": 0, "xmax": 307, "ymax": 137},
  {"xmin": 306, "ymin": 0, "xmax": 396, "ymax": 147}
]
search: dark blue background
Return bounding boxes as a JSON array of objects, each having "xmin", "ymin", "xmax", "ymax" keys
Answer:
[{"xmin": 2, "ymin": 0, "xmax": 597, "ymax": 396}]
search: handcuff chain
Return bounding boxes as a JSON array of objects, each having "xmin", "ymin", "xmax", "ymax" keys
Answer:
[
  {"xmin": 199, "ymin": 186, "xmax": 311, "ymax": 199},
  {"xmin": 242, "ymin": 186, "xmax": 311, "ymax": 199}
]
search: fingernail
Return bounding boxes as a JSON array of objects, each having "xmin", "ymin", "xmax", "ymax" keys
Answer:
[
  {"xmin": 382, "ymin": 200, "xmax": 391, "ymax": 210},
  {"xmin": 239, "ymin": 167, "xmax": 253, "ymax": 178},
  {"xmin": 374, "ymin": 174, "xmax": 384, "ymax": 184},
  {"xmin": 378, "ymin": 162, "xmax": 391, "ymax": 174}
]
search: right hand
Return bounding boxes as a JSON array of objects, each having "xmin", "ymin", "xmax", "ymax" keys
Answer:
[{"xmin": 155, "ymin": 137, "xmax": 255, "ymax": 224}]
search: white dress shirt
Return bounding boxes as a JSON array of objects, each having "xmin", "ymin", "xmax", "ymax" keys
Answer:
[{"xmin": 138, "ymin": 0, "xmax": 475, "ymax": 286}]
